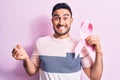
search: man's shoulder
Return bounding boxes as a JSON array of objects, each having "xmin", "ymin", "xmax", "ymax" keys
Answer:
[
  {"xmin": 37, "ymin": 35, "xmax": 52, "ymax": 42},
  {"xmin": 70, "ymin": 37, "xmax": 79, "ymax": 43}
]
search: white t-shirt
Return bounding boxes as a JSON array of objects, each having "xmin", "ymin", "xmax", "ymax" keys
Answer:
[{"xmin": 31, "ymin": 35, "xmax": 94, "ymax": 80}]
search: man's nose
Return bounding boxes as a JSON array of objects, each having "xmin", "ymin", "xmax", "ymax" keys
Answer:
[{"xmin": 59, "ymin": 19, "xmax": 64, "ymax": 25}]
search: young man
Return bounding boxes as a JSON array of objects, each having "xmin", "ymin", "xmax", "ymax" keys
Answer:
[{"xmin": 12, "ymin": 3, "xmax": 103, "ymax": 80}]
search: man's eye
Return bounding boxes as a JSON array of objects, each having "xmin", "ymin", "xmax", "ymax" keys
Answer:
[
  {"xmin": 54, "ymin": 17, "xmax": 60, "ymax": 21},
  {"xmin": 64, "ymin": 17, "xmax": 69, "ymax": 20}
]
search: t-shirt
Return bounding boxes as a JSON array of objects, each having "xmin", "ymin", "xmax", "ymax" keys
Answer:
[{"xmin": 32, "ymin": 34, "xmax": 94, "ymax": 80}]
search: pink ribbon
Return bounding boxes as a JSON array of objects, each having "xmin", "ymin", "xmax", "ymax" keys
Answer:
[{"xmin": 75, "ymin": 20, "xmax": 94, "ymax": 58}]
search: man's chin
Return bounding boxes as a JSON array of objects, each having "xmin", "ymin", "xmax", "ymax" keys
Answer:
[{"xmin": 56, "ymin": 32, "xmax": 69, "ymax": 36}]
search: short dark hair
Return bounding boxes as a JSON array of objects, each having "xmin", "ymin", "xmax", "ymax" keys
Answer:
[{"xmin": 52, "ymin": 3, "xmax": 72, "ymax": 17}]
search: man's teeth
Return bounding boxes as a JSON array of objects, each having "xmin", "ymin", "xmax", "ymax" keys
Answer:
[{"xmin": 58, "ymin": 26, "xmax": 65, "ymax": 30}]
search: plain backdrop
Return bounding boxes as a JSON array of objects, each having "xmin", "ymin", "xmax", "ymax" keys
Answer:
[{"xmin": 0, "ymin": 0, "xmax": 120, "ymax": 80}]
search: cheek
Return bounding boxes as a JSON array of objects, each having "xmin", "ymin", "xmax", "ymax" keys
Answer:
[
  {"xmin": 66, "ymin": 22, "xmax": 71, "ymax": 26},
  {"xmin": 52, "ymin": 23, "xmax": 58, "ymax": 29},
  {"xmin": 53, "ymin": 21, "xmax": 58, "ymax": 26}
]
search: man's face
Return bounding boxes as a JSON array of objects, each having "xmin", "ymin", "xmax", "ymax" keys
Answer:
[{"xmin": 52, "ymin": 9, "xmax": 73, "ymax": 36}]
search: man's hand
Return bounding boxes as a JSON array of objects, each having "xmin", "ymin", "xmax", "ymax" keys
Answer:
[
  {"xmin": 85, "ymin": 35, "xmax": 102, "ymax": 54},
  {"xmin": 12, "ymin": 44, "xmax": 29, "ymax": 60}
]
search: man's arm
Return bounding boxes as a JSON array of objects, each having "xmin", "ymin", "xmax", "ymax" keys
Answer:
[
  {"xmin": 12, "ymin": 44, "xmax": 39, "ymax": 76},
  {"xmin": 83, "ymin": 35, "xmax": 103, "ymax": 80},
  {"xmin": 23, "ymin": 56, "xmax": 39, "ymax": 76}
]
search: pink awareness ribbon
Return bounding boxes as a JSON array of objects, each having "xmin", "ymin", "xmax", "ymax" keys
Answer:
[{"xmin": 75, "ymin": 20, "xmax": 94, "ymax": 58}]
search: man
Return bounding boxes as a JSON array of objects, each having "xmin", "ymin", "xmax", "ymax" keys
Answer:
[{"xmin": 12, "ymin": 2, "xmax": 103, "ymax": 80}]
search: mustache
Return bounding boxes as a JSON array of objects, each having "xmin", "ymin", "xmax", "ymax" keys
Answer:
[{"xmin": 57, "ymin": 24, "xmax": 66, "ymax": 27}]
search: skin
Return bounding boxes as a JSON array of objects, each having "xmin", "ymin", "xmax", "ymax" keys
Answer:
[
  {"xmin": 84, "ymin": 36, "xmax": 103, "ymax": 80},
  {"xmin": 12, "ymin": 8, "xmax": 103, "ymax": 80},
  {"xmin": 52, "ymin": 9, "xmax": 73, "ymax": 39}
]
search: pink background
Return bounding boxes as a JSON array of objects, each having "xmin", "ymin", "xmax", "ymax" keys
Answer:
[{"xmin": 0, "ymin": 0, "xmax": 120, "ymax": 80}]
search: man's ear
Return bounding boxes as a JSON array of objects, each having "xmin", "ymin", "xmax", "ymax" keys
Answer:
[
  {"xmin": 51, "ymin": 18, "xmax": 54, "ymax": 24},
  {"xmin": 70, "ymin": 18, "xmax": 73, "ymax": 24}
]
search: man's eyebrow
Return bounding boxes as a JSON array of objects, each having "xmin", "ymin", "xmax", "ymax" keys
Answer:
[
  {"xmin": 53, "ymin": 14, "xmax": 59, "ymax": 17},
  {"xmin": 63, "ymin": 14, "xmax": 70, "ymax": 16}
]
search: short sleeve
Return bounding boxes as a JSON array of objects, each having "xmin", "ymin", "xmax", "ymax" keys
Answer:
[
  {"xmin": 30, "ymin": 50, "xmax": 40, "ymax": 67},
  {"xmin": 80, "ymin": 46, "xmax": 95, "ymax": 68}
]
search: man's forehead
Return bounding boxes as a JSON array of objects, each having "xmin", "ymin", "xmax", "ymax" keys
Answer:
[
  {"xmin": 53, "ymin": 13, "xmax": 70, "ymax": 17},
  {"xmin": 53, "ymin": 9, "xmax": 71, "ymax": 17}
]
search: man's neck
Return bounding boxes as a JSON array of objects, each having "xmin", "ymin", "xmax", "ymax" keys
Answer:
[{"xmin": 53, "ymin": 33, "xmax": 70, "ymax": 39}]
